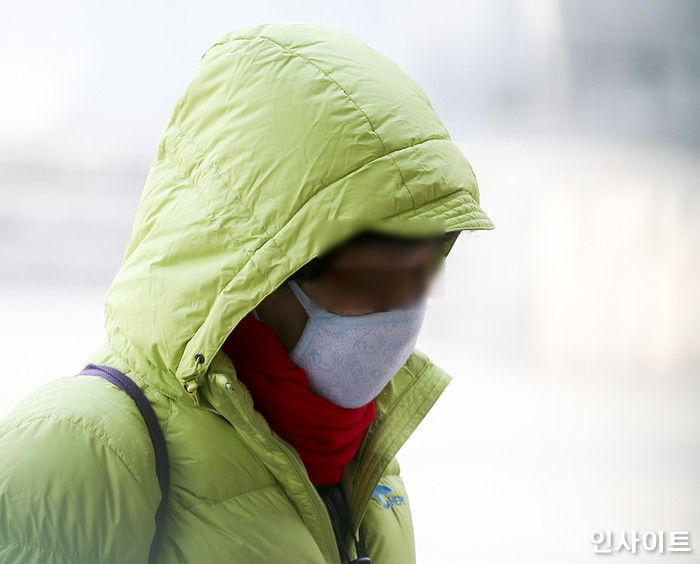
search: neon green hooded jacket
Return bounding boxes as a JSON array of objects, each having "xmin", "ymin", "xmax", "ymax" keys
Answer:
[{"xmin": 0, "ymin": 22, "xmax": 494, "ymax": 564}]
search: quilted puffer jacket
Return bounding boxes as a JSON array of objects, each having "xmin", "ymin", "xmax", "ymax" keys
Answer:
[{"xmin": 0, "ymin": 22, "xmax": 494, "ymax": 564}]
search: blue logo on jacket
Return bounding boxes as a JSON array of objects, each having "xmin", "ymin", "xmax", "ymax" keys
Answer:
[{"xmin": 372, "ymin": 484, "xmax": 405, "ymax": 509}]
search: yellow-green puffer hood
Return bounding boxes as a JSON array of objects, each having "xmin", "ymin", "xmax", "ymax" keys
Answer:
[{"xmin": 105, "ymin": 21, "xmax": 494, "ymax": 401}]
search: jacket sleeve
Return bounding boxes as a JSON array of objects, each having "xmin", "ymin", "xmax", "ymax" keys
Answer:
[{"xmin": 0, "ymin": 378, "xmax": 163, "ymax": 564}]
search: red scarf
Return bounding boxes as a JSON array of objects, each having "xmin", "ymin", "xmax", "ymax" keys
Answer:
[{"xmin": 221, "ymin": 312, "xmax": 377, "ymax": 486}]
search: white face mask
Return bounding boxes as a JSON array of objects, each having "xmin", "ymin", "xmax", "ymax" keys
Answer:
[{"xmin": 283, "ymin": 279, "xmax": 427, "ymax": 408}]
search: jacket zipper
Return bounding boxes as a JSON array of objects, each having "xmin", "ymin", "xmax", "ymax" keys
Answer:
[
  {"xmin": 317, "ymin": 485, "xmax": 352, "ymax": 563},
  {"xmin": 261, "ymin": 401, "xmax": 392, "ymax": 563},
  {"xmin": 256, "ymin": 405, "xmax": 382, "ymax": 564},
  {"xmin": 266, "ymin": 427, "xmax": 343, "ymax": 564},
  {"xmin": 342, "ymin": 416, "xmax": 394, "ymax": 538},
  {"xmin": 213, "ymin": 382, "xmax": 343, "ymax": 564}
]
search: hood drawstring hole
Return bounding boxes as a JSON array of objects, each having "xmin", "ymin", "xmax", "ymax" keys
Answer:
[{"xmin": 183, "ymin": 353, "xmax": 206, "ymax": 393}]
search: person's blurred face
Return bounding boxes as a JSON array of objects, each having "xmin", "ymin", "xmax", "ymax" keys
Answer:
[
  {"xmin": 253, "ymin": 236, "xmax": 451, "ymax": 353},
  {"xmin": 301, "ymin": 238, "xmax": 446, "ymax": 315}
]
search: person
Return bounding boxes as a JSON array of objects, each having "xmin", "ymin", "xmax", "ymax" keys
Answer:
[{"xmin": 0, "ymin": 22, "xmax": 494, "ymax": 564}]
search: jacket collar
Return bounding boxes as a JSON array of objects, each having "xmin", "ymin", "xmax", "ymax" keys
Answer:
[{"xmin": 201, "ymin": 345, "xmax": 451, "ymax": 559}]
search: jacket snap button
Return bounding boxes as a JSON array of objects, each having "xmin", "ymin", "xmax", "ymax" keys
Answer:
[
  {"xmin": 225, "ymin": 382, "xmax": 234, "ymax": 392},
  {"xmin": 194, "ymin": 353, "xmax": 205, "ymax": 364}
]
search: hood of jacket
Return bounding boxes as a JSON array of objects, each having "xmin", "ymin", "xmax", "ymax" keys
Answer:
[{"xmin": 103, "ymin": 22, "xmax": 494, "ymax": 405}]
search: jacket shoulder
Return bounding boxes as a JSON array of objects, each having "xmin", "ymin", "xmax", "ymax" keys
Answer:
[
  {"xmin": 1, "ymin": 375, "xmax": 160, "ymax": 480},
  {"xmin": 0, "ymin": 375, "xmax": 163, "ymax": 564}
]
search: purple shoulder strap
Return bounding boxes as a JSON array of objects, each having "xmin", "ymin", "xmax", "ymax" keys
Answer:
[{"xmin": 77, "ymin": 363, "xmax": 169, "ymax": 555}]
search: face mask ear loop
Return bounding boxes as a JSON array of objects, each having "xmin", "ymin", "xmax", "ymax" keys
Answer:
[{"xmin": 286, "ymin": 279, "xmax": 325, "ymax": 317}]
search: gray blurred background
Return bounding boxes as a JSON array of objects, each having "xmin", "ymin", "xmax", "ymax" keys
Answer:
[{"xmin": 1, "ymin": 1, "xmax": 698, "ymax": 562}]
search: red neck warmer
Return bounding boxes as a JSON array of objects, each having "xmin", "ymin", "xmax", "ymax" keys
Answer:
[{"xmin": 221, "ymin": 313, "xmax": 378, "ymax": 486}]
